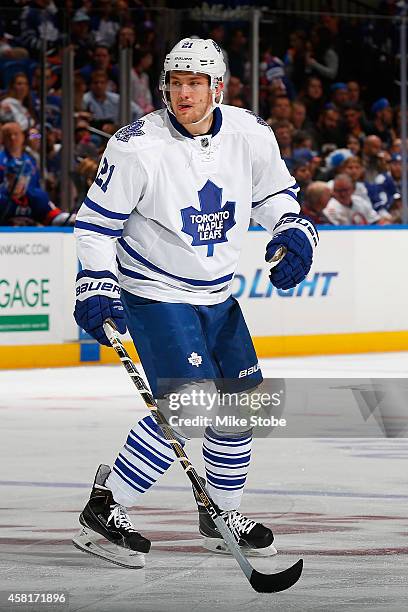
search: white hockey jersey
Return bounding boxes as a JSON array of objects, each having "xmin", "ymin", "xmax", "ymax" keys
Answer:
[
  {"xmin": 323, "ymin": 194, "xmax": 380, "ymax": 226},
  {"xmin": 75, "ymin": 105, "xmax": 299, "ymax": 304}
]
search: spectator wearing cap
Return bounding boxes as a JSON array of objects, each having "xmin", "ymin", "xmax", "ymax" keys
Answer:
[
  {"xmin": 71, "ymin": 10, "xmax": 95, "ymax": 70},
  {"xmin": 20, "ymin": 0, "xmax": 61, "ymax": 59},
  {"xmin": 262, "ymin": 55, "xmax": 295, "ymax": 100},
  {"xmin": 318, "ymin": 147, "xmax": 352, "ymax": 181},
  {"xmin": 82, "ymin": 70, "xmax": 143, "ymax": 125},
  {"xmin": 298, "ymin": 76, "xmax": 325, "ymax": 123},
  {"xmin": 315, "ymin": 107, "xmax": 346, "ymax": 151},
  {"xmin": 0, "ymin": 72, "xmax": 34, "ymax": 131},
  {"xmin": 301, "ymin": 181, "xmax": 332, "ymax": 225},
  {"xmin": 330, "ymin": 82, "xmax": 349, "ymax": 112},
  {"xmin": 323, "ymin": 173, "xmax": 382, "ymax": 225},
  {"xmin": 389, "ymin": 153, "xmax": 402, "ymax": 193},
  {"xmin": 80, "ymin": 45, "xmax": 119, "ymax": 92},
  {"xmin": 367, "ymin": 98, "xmax": 395, "ymax": 147}
]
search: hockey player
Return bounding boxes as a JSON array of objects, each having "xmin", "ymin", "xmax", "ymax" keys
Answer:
[{"xmin": 73, "ymin": 38, "xmax": 318, "ymax": 567}]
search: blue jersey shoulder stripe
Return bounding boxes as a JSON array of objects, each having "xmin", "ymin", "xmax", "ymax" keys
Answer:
[
  {"xmin": 75, "ymin": 220, "xmax": 122, "ymax": 237},
  {"xmin": 118, "ymin": 238, "xmax": 234, "ymax": 286},
  {"xmin": 252, "ymin": 182, "xmax": 299, "ymax": 208},
  {"xmin": 83, "ymin": 196, "xmax": 130, "ymax": 221}
]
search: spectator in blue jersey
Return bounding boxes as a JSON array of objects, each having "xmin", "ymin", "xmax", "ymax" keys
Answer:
[
  {"xmin": 0, "ymin": 123, "xmax": 72, "ymax": 226},
  {"xmin": 365, "ymin": 151, "xmax": 399, "ymax": 214}
]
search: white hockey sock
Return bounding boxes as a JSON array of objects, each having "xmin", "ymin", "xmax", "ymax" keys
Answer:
[
  {"xmin": 202, "ymin": 426, "xmax": 252, "ymax": 511},
  {"xmin": 106, "ymin": 415, "xmax": 177, "ymax": 507}
]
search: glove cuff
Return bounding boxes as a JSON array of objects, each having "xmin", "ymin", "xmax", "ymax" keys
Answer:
[
  {"xmin": 272, "ymin": 213, "xmax": 319, "ymax": 251},
  {"xmin": 75, "ymin": 269, "xmax": 120, "ymax": 302}
]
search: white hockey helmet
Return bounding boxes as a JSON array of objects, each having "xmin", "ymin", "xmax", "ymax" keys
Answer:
[{"xmin": 159, "ymin": 37, "xmax": 226, "ymax": 122}]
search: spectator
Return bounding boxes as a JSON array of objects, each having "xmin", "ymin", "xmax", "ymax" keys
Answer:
[
  {"xmin": 0, "ymin": 72, "xmax": 34, "ymax": 131},
  {"xmin": 227, "ymin": 76, "xmax": 248, "ymax": 108},
  {"xmin": 267, "ymin": 96, "xmax": 292, "ymax": 123},
  {"xmin": 271, "ymin": 119, "xmax": 293, "ymax": 161},
  {"xmin": 291, "ymin": 100, "xmax": 314, "ymax": 133},
  {"xmin": 31, "ymin": 66, "xmax": 62, "ymax": 128},
  {"xmin": 362, "ymin": 135, "xmax": 383, "ymax": 182},
  {"xmin": 20, "ymin": 0, "xmax": 61, "ymax": 59},
  {"xmin": 82, "ymin": 70, "xmax": 143, "ymax": 125},
  {"xmin": 228, "ymin": 29, "xmax": 247, "ymax": 82},
  {"xmin": 292, "ymin": 158, "xmax": 312, "ymax": 204},
  {"xmin": 389, "ymin": 153, "xmax": 402, "ymax": 193},
  {"xmin": 71, "ymin": 10, "xmax": 95, "ymax": 70},
  {"xmin": 284, "ymin": 30, "xmax": 307, "ymax": 92},
  {"xmin": 301, "ymin": 181, "xmax": 332, "ymax": 224},
  {"xmin": 343, "ymin": 103, "xmax": 367, "ymax": 140},
  {"xmin": 131, "ymin": 49, "xmax": 154, "ymax": 115},
  {"xmin": 330, "ymin": 82, "xmax": 349, "ymax": 111},
  {"xmin": 365, "ymin": 152, "xmax": 399, "ymax": 214},
  {"xmin": 263, "ymin": 55, "xmax": 295, "ymax": 100},
  {"xmin": 80, "ymin": 45, "xmax": 119, "ymax": 91},
  {"xmin": 346, "ymin": 134, "xmax": 361, "ymax": 156},
  {"xmin": 367, "ymin": 98, "xmax": 395, "ymax": 146},
  {"xmin": 90, "ymin": 0, "xmax": 120, "ymax": 49},
  {"xmin": 336, "ymin": 156, "xmax": 370, "ymax": 202},
  {"xmin": 323, "ymin": 173, "xmax": 381, "ymax": 225},
  {"xmin": 315, "ymin": 107, "xmax": 346, "ymax": 150},
  {"xmin": 298, "ymin": 76, "xmax": 325, "ymax": 123},
  {"xmin": 305, "ymin": 25, "xmax": 339, "ymax": 85},
  {"xmin": 347, "ymin": 80, "xmax": 361, "ymax": 106},
  {"xmin": 0, "ymin": 122, "xmax": 72, "ymax": 226}
]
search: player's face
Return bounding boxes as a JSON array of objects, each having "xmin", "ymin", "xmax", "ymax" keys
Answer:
[{"xmin": 169, "ymin": 72, "xmax": 213, "ymax": 126}]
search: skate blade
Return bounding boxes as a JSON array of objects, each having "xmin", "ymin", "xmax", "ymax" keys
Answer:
[
  {"xmin": 72, "ymin": 528, "xmax": 145, "ymax": 569},
  {"xmin": 203, "ymin": 537, "xmax": 278, "ymax": 557}
]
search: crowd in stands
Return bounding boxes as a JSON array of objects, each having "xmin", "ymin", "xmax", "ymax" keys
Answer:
[{"xmin": 0, "ymin": 0, "xmax": 405, "ymax": 226}]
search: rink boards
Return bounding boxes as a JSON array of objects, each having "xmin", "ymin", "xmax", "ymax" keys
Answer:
[{"xmin": 0, "ymin": 226, "xmax": 408, "ymax": 368}]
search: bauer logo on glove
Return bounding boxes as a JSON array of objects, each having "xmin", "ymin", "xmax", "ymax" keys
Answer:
[
  {"xmin": 265, "ymin": 213, "xmax": 319, "ymax": 290},
  {"xmin": 73, "ymin": 269, "xmax": 127, "ymax": 345}
]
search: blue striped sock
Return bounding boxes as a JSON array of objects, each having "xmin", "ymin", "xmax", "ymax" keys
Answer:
[
  {"xmin": 202, "ymin": 426, "xmax": 252, "ymax": 511},
  {"xmin": 106, "ymin": 415, "xmax": 177, "ymax": 506}
]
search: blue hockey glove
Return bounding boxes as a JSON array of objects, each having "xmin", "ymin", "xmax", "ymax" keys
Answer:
[
  {"xmin": 74, "ymin": 270, "xmax": 127, "ymax": 346},
  {"xmin": 265, "ymin": 213, "xmax": 319, "ymax": 290}
]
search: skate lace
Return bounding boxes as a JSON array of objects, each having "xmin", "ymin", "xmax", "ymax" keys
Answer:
[
  {"xmin": 107, "ymin": 504, "xmax": 137, "ymax": 533},
  {"xmin": 221, "ymin": 510, "xmax": 256, "ymax": 540}
]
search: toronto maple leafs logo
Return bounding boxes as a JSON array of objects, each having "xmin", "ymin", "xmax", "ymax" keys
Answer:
[
  {"xmin": 115, "ymin": 120, "xmax": 145, "ymax": 142},
  {"xmin": 180, "ymin": 180, "xmax": 236, "ymax": 257},
  {"xmin": 188, "ymin": 352, "xmax": 202, "ymax": 367},
  {"xmin": 245, "ymin": 110, "xmax": 272, "ymax": 132}
]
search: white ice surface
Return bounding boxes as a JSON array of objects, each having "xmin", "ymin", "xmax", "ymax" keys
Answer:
[{"xmin": 0, "ymin": 353, "xmax": 407, "ymax": 612}]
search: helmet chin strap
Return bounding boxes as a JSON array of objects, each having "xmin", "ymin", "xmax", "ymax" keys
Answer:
[{"xmin": 190, "ymin": 91, "xmax": 223, "ymax": 126}]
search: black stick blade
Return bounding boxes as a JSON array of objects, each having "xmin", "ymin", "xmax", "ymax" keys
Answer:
[{"xmin": 250, "ymin": 558, "xmax": 303, "ymax": 593}]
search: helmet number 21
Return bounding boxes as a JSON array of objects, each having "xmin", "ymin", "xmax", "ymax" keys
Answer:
[{"xmin": 95, "ymin": 157, "xmax": 115, "ymax": 193}]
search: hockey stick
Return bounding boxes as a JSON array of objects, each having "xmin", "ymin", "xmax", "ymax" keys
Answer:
[{"xmin": 103, "ymin": 317, "xmax": 303, "ymax": 593}]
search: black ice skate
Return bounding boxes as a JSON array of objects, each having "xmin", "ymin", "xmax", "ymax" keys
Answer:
[
  {"xmin": 72, "ymin": 464, "xmax": 151, "ymax": 568},
  {"xmin": 193, "ymin": 477, "xmax": 277, "ymax": 557}
]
